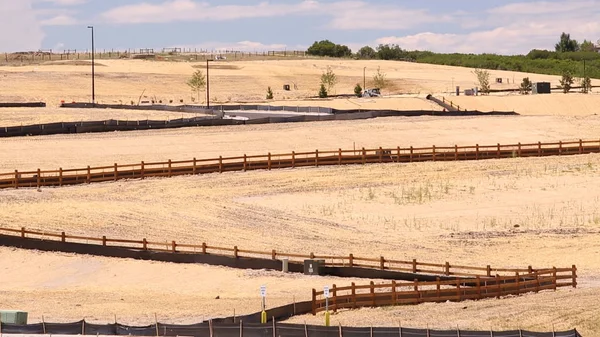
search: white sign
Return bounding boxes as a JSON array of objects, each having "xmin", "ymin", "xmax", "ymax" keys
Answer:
[
  {"xmin": 324, "ymin": 286, "xmax": 330, "ymax": 298},
  {"xmin": 260, "ymin": 285, "xmax": 267, "ymax": 298}
]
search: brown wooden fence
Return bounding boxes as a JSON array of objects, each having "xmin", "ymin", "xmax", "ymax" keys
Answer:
[
  {"xmin": 2, "ymin": 139, "xmax": 600, "ymax": 190},
  {"xmin": 0, "ymin": 227, "xmax": 554, "ymax": 278},
  {"xmin": 311, "ymin": 267, "xmax": 577, "ymax": 314}
]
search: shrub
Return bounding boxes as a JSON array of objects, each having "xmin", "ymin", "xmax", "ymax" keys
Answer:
[
  {"xmin": 372, "ymin": 67, "xmax": 388, "ymax": 90},
  {"xmin": 318, "ymin": 84, "xmax": 328, "ymax": 98},
  {"xmin": 320, "ymin": 66, "xmax": 338, "ymax": 93},
  {"xmin": 580, "ymin": 76, "xmax": 592, "ymax": 93},
  {"xmin": 520, "ymin": 77, "xmax": 532, "ymax": 95},
  {"xmin": 187, "ymin": 70, "xmax": 206, "ymax": 102},
  {"xmin": 307, "ymin": 40, "xmax": 352, "ymax": 58},
  {"xmin": 266, "ymin": 87, "xmax": 274, "ymax": 99},
  {"xmin": 354, "ymin": 83, "xmax": 363, "ymax": 97},
  {"xmin": 559, "ymin": 70, "xmax": 574, "ymax": 93},
  {"xmin": 473, "ymin": 69, "xmax": 490, "ymax": 94}
]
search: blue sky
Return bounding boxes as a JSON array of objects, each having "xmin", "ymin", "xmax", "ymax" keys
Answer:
[{"xmin": 2, "ymin": 0, "xmax": 599, "ymax": 54}]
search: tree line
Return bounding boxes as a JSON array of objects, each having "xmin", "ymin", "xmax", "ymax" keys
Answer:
[{"xmin": 306, "ymin": 34, "xmax": 600, "ymax": 79}]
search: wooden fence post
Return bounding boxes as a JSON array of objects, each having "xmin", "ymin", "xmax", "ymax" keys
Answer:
[
  {"xmin": 315, "ymin": 150, "xmax": 319, "ymax": 167},
  {"xmin": 59, "ymin": 168, "xmax": 63, "ymax": 186},
  {"xmin": 436, "ymin": 278, "xmax": 441, "ymax": 299},
  {"xmin": 234, "ymin": 246, "xmax": 238, "ymax": 258},
  {"xmin": 243, "ymin": 155, "xmax": 247, "ymax": 171},
  {"xmin": 413, "ymin": 279, "xmax": 419, "ymax": 304},
  {"xmin": 476, "ymin": 144, "xmax": 479, "ymax": 160},
  {"xmin": 193, "ymin": 158, "xmax": 197, "ymax": 175},
  {"xmin": 445, "ymin": 261, "xmax": 450, "ymax": 276},
  {"xmin": 114, "ymin": 163, "xmax": 118, "ymax": 181},
  {"xmin": 572, "ymin": 265, "xmax": 577, "ymax": 288},
  {"xmin": 172, "ymin": 241, "xmax": 177, "ymax": 252},
  {"xmin": 219, "ymin": 156, "xmax": 223, "ymax": 173},
  {"xmin": 37, "ymin": 169, "xmax": 41, "ymax": 188},
  {"xmin": 271, "ymin": 250, "xmax": 276, "ymax": 260},
  {"xmin": 311, "ymin": 288, "xmax": 316, "ymax": 314},
  {"xmin": 412, "ymin": 259, "xmax": 417, "ymax": 273},
  {"xmin": 13, "ymin": 170, "xmax": 18, "ymax": 189},
  {"xmin": 432, "ymin": 145, "xmax": 436, "ymax": 161},
  {"xmin": 351, "ymin": 282, "xmax": 356, "ymax": 308},
  {"xmin": 143, "ymin": 238, "xmax": 147, "ymax": 250},
  {"xmin": 380, "ymin": 256, "xmax": 385, "ymax": 270},
  {"xmin": 553, "ymin": 267, "xmax": 557, "ymax": 290},
  {"xmin": 61, "ymin": 231, "xmax": 66, "ymax": 242},
  {"xmin": 349, "ymin": 254, "xmax": 354, "ymax": 267},
  {"xmin": 455, "ymin": 145, "xmax": 458, "ymax": 160},
  {"xmin": 292, "ymin": 151, "xmax": 295, "ymax": 168},
  {"xmin": 410, "ymin": 146, "xmax": 414, "ymax": 162},
  {"xmin": 538, "ymin": 142, "xmax": 542, "ymax": 156},
  {"xmin": 268, "ymin": 153, "xmax": 272, "ymax": 170},
  {"xmin": 579, "ymin": 139, "xmax": 583, "ymax": 154},
  {"xmin": 370, "ymin": 281, "xmax": 375, "ymax": 307},
  {"xmin": 102, "ymin": 236, "xmax": 107, "ymax": 246},
  {"xmin": 338, "ymin": 149, "xmax": 342, "ymax": 165},
  {"xmin": 362, "ymin": 148, "xmax": 366, "ymax": 164},
  {"xmin": 397, "ymin": 146, "xmax": 401, "ymax": 163},
  {"xmin": 497, "ymin": 144, "xmax": 501, "ymax": 158},
  {"xmin": 332, "ymin": 284, "xmax": 337, "ymax": 312},
  {"xmin": 202, "ymin": 242, "xmax": 207, "ymax": 254},
  {"xmin": 21, "ymin": 227, "xmax": 25, "ymax": 238},
  {"xmin": 379, "ymin": 147, "xmax": 383, "ymax": 163},
  {"xmin": 518, "ymin": 143, "xmax": 522, "ymax": 157},
  {"xmin": 487, "ymin": 265, "xmax": 492, "ymax": 277}
]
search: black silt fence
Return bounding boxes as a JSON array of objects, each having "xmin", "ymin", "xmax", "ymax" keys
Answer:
[{"xmin": 0, "ymin": 321, "xmax": 581, "ymax": 337}]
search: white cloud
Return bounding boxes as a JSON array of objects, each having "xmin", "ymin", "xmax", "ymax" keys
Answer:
[
  {"xmin": 375, "ymin": 0, "xmax": 600, "ymax": 54},
  {"xmin": 173, "ymin": 40, "xmax": 295, "ymax": 52},
  {"xmin": 0, "ymin": 0, "xmax": 45, "ymax": 52},
  {"xmin": 40, "ymin": 14, "xmax": 79, "ymax": 26}
]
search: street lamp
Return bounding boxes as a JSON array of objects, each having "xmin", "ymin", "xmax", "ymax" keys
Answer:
[
  {"xmin": 87, "ymin": 26, "xmax": 95, "ymax": 104},
  {"xmin": 206, "ymin": 59, "xmax": 214, "ymax": 108},
  {"xmin": 363, "ymin": 67, "xmax": 366, "ymax": 90}
]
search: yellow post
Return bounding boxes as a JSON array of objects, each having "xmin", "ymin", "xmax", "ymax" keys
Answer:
[
  {"xmin": 325, "ymin": 311, "xmax": 331, "ymax": 327},
  {"xmin": 261, "ymin": 311, "xmax": 267, "ymax": 324}
]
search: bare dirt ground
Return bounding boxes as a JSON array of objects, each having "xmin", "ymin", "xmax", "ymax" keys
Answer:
[
  {"xmin": 1, "ymin": 154, "xmax": 600, "ymax": 334},
  {"xmin": 2, "ymin": 115, "xmax": 600, "ymax": 172},
  {"xmin": 0, "ymin": 59, "xmax": 582, "ymax": 108}
]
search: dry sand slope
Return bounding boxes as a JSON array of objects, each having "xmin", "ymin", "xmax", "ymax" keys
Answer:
[
  {"xmin": 0, "ymin": 59, "xmax": 571, "ymax": 107},
  {"xmin": 1, "ymin": 154, "xmax": 600, "ymax": 334},
  {"xmin": 2, "ymin": 115, "xmax": 600, "ymax": 172}
]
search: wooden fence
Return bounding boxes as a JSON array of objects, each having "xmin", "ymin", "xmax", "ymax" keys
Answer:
[
  {"xmin": 312, "ymin": 268, "xmax": 577, "ymax": 314},
  {"xmin": 2, "ymin": 139, "xmax": 600, "ymax": 191},
  {"xmin": 0, "ymin": 227, "xmax": 553, "ymax": 278}
]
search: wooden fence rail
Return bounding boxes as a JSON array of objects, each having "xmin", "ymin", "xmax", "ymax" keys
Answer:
[
  {"xmin": 1, "ymin": 139, "xmax": 600, "ymax": 191},
  {"xmin": 0, "ymin": 227, "xmax": 552, "ymax": 278},
  {"xmin": 312, "ymin": 267, "xmax": 577, "ymax": 314}
]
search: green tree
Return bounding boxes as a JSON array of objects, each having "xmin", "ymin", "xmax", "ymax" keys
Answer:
[
  {"xmin": 376, "ymin": 44, "xmax": 409, "ymax": 60},
  {"xmin": 580, "ymin": 76, "xmax": 592, "ymax": 93},
  {"xmin": 354, "ymin": 83, "xmax": 363, "ymax": 97},
  {"xmin": 555, "ymin": 32, "xmax": 580, "ymax": 52},
  {"xmin": 559, "ymin": 70, "xmax": 574, "ymax": 93},
  {"xmin": 473, "ymin": 69, "xmax": 491, "ymax": 94},
  {"xmin": 372, "ymin": 66, "xmax": 388, "ymax": 90},
  {"xmin": 307, "ymin": 40, "xmax": 352, "ymax": 58},
  {"xmin": 266, "ymin": 87, "xmax": 274, "ymax": 100},
  {"xmin": 357, "ymin": 46, "xmax": 376, "ymax": 59},
  {"xmin": 318, "ymin": 84, "xmax": 328, "ymax": 98},
  {"xmin": 320, "ymin": 66, "xmax": 338, "ymax": 93},
  {"xmin": 519, "ymin": 77, "xmax": 532, "ymax": 95},
  {"xmin": 580, "ymin": 40, "xmax": 596, "ymax": 52},
  {"xmin": 187, "ymin": 70, "xmax": 206, "ymax": 102}
]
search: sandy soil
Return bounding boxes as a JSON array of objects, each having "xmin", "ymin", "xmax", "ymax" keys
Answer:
[
  {"xmin": 0, "ymin": 108, "xmax": 210, "ymax": 127},
  {"xmin": 449, "ymin": 93, "xmax": 600, "ymax": 116},
  {"xmin": 1, "ymin": 154, "xmax": 600, "ymax": 334},
  {"xmin": 0, "ymin": 59, "xmax": 572, "ymax": 108},
  {"xmin": 0, "ymin": 247, "xmax": 374, "ymax": 325},
  {"xmin": 2, "ymin": 115, "xmax": 600, "ymax": 173}
]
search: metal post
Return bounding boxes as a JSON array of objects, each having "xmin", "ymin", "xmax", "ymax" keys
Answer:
[
  {"xmin": 206, "ymin": 59, "xmax": 213, "ymax": 108},
  {"xmin": 87, "ymin": 26, "xmax": 95, "ymax": 104},
  {"xmin": 363, "ymin": 67, "xmax": 366, "ymax": 90}
]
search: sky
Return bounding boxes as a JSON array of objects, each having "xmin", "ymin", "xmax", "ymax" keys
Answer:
[{"xmin": 2, "ymin": 0, "xmax": 600, "ymax": 55}]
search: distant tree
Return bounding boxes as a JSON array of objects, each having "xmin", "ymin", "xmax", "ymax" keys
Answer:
[
  {"xmin": 357, "ymin": 46, "xmax": 377, "ymax": 59},
  {"xmin": 187, "ymin": 70, "xmax": 206, "ymax": 102},
  {"xmin": 473, "ymin": 69, "xmax": 491, "ymax": 94},
  {"xmin": 376, "ymin": 44, "xmax": 407, "ymax": 60},
  {"xmin": 580, "ymin": 76, "xmax": 592, "ymax": 93},
  {"xmin": 555, "ymin": 33, "xmax": 580, "ymax": 53},
  {"xmin": 519, "ymin": 77, "xmax": 532, "ymax": 95},
  {"xmin": 266, "ymin": 87, "xmax": 274, "ymax": 100},
  {"xmin": 307, "ymin": 40, "xmax": 352, "ymax": 58},
  {"xmin": 580, "ymin": 40, "xmax": 596, "ymax": 52},
  {"xmin": 372, "ymin": 66, "xmax": 388, "ymax": 90},
  {"xmin": 320, "ymin": 66, "xmax": 338, "ymax": 93},
  {"xmin": 559, "ymin": 70, "xmax": 574, "ymax": 93},
  {"xmin": 354, "ymin": 83, "xmax": 363, "ymax": 97},
  {"xmin": 318, "ymin": 84, "xmax": 328, "ymax": 98}
]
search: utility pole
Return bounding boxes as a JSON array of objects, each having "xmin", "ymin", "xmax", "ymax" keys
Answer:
[
  {"xmin": 363, "ymin": 67, "xmax": 366, "ymax": 90},
  {"xmin": 87, "ymin": 26, "xmax": 95, "ymax": 104},
  {"xmin": 206, "ymin": 59, "xmax": 213, "ymax": 108}
]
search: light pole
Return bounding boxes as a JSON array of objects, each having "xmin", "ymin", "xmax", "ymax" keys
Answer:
[
  {"xmin": 87, "ymin": 26, "xmax": 95, "ymax": 104},
  {"xmin": 206, "ymin": 59, "xmax": 213, "ymax": 108},
  {"xmin": 363, "ymin": 67, "xmax": 366, "ymax": 90}
]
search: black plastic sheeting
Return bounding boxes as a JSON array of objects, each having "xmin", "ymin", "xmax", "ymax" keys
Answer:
[
  {"xmin": 0, "ymin": 235, "xmax": 460, "ymax": 282},
  {"xmin": 0, "ymin": 321, "xmax": 581, "ymax": 337}
]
